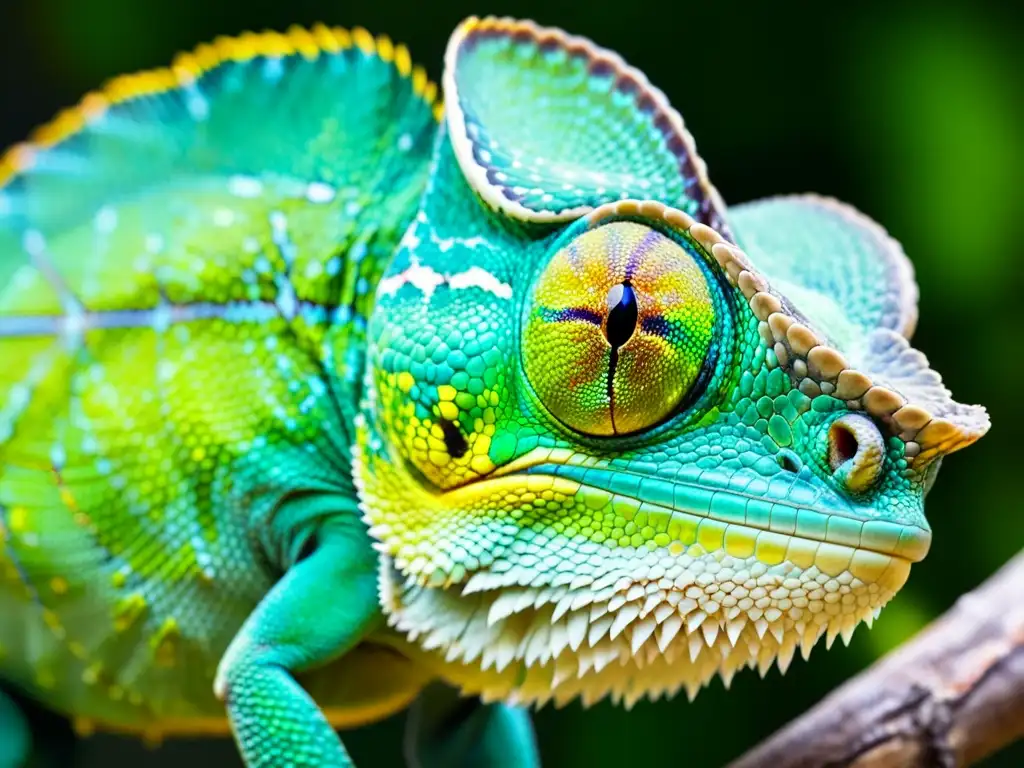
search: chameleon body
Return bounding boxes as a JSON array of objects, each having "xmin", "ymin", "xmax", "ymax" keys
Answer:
[{"xmin": 0, "ymin": 16, "xmax": 990, "ymax": 768}]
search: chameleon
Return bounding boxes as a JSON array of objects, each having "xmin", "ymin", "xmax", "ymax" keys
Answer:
[{"xmin": 0, "ymin": 14, "xmax": 990, "ymax": 768}]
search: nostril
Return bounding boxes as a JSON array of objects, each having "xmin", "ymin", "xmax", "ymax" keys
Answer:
[
  {"xmin": 777, "ymin": 449, "xmax": 802, "ymax": 474},
  {"xmin": 827, "ymin": 414, "xmax": 885, "ymax": 494},
  {"xmin": 828, "ymin": 422, "xmax": 859, "ymax": 472}
]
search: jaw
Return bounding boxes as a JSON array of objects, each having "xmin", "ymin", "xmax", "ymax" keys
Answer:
[
  {"xmin": 376, "ymin": 533, "xmax": 914, "ymax": 708},
  {"xmin": 357, "ymin": 435, "xmax": 927, "ymax": 707}
]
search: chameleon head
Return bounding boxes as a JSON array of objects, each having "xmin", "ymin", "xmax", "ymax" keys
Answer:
[{"xmin": 354, "ymin": 17, "xmax": 990, "ymax": 707}]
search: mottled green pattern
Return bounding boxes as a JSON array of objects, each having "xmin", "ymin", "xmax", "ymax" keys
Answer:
[
  {"xmin": 0, "ymin": 15, "xmax": 988, "ymax": 768},
  {"xmin": 0, "ymin": 30, "xmax": 436, "ymax": 731}
]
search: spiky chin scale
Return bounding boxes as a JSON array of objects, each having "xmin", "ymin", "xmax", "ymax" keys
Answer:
[{"xmin": 376, "ymin": 546, "xmax": 909, "ymax": 709}]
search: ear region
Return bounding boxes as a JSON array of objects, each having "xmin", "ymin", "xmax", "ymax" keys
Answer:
[{"xmin": 443, "ymin": 16, "xmax": 730, "ymax": 237}]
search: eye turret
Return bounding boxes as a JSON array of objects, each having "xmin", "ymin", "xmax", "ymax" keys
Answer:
[{"xmin": 522, "ymin": 221, "xmax": 716, "ymax": 436}]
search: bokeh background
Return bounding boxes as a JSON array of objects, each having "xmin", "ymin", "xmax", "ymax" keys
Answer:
[{"xmin": 0, "ymin": 0, "xmax": 1020, "ymax": 766}]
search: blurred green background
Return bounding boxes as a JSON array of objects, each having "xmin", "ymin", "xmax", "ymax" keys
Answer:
[{"xmin": 0, "ymin": 0, "xmax": 1020, "ymax": 765}]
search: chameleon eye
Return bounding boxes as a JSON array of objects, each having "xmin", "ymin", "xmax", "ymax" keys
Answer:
[{"xmin": 523, "ymin": 221, "xmax": 716, "ymax": 436}]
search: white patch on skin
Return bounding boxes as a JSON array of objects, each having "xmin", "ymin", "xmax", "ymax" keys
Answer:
[
  {"xmin": 183, "ymin": 83, "xmax": 209, "ymax": 121},
  {"xmin": 377, "ymin": 261, "xmax": 446, "ymax": 300},
  {"xmin": 262, "ymin": 57, "xmax": 284, "ymax": 82},
  {"xmin": 377, "ymin": 263, "xmax": 511, "ymax": 301},
  {"xmin": 212, "ymin": 208, "xmax": 235, "ymax": 227},
  {"xmin": 382, "ymin": 223, "xmax": 506, "ymax": 300},
  {"xmin": 306, "ymin": 182, "xmax": 336, "ymax": 204},
  {"xmin": 269, "ymin": 211, "xmax": 297, "ymax": 267},
  {"xmin": 228, "ymin": 176, "xmax": 263, "ymax": 198},
  {"xmin": 269, "ymin": 212, "xmax": 287, "ymax": 237},
  {"xmin": 94, "ymin": 206, "xmax": 117, "ymax": 234},
  {"xmin": 22, "ymin": 229, "xmax": 45, "ymax": 256},
  {"xmin": 145, "ymin": 234, "xmax": 164, "ymax": 254},
  {"xmin": 61, "ymin": 308, "xmax": 86, "ymax": 345},
  {"xmin": 304, "ymin": 260, "xmax": 324, "ymax": 280},
  {"xmin": 275, "ymin": 277, "xmax": 298, "ymax": 321},
  {"xmin": 448, "ymin": 266, "xmax": 513, "ymax": 299},
  {"xmin": 429, "ymin": 231, "xmax": 489, "ymax": 253},
  {"xmin": 399, "ymin": 220, "xmax": 422, "ymax": 251}
]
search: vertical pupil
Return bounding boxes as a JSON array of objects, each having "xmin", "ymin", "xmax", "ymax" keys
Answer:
[{"xmin": 605, "ymin": 282, "xmax": 638, "ymax": 348}]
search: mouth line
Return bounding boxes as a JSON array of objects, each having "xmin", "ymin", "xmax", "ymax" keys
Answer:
[{"xmin": 469, "ymin": 448, "xmax": 930, "ymax": 564}]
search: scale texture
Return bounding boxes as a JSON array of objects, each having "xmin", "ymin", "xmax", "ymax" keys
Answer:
[{"xmin": 0, "ymin": 16, "xmax": 989, "ymax": 768}]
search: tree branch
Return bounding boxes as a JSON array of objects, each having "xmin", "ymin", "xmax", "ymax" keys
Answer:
[{"xmin": 730, "ymin": 551, "xmax": 1024, "ymax": 768}]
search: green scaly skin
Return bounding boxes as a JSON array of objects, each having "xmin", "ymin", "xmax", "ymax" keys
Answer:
[{"xmin": 0, "ymin": 16, "xmax": 989, "ymax": 768}]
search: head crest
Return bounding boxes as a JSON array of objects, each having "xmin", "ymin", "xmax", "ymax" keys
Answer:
[{"xmin": 443, "ymin": 16, "xmax": 730, "ymax": 236}]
